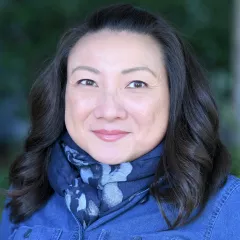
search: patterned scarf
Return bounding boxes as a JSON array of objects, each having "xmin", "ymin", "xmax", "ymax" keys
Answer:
[{"xmin": 47, "ymin": 131, "xmax": 164, "ymax": 229}]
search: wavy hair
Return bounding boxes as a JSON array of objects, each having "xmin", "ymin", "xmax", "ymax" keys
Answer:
[{"xmin": 3, "ymin": 3, "xmax": 231, "ymax": 229}]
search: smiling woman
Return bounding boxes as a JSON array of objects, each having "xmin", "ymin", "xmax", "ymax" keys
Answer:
[
  {"xmin": 0, "ymin": 3, "xmax": 240, "ymax": 240},
  {"xmin": 65, "ymin": 30, "xmax": 169, "ymax": 165}
]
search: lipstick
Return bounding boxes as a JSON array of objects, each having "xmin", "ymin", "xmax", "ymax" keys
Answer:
[{"xmin": 92, "ymin": 129, "xmax": 129, "ymax": 142}]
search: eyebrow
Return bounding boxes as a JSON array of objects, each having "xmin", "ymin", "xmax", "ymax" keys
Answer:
[{"xmin": 71, "ymin": 65, "xmax": 157, "ymax": 78}]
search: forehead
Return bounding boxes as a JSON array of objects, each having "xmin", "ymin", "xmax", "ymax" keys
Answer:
[{"xmin": 67, "ymin": 30, "xmax": 164, "ymax": 71}]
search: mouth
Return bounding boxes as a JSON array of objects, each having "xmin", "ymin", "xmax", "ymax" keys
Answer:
[{"xmin": 92, "ymin": 129, "xmax": 130, "ymax": 142}]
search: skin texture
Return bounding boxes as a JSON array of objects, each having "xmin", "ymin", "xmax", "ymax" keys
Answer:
[{"xmin": 65, "ymin": 29, "xmax": 170, "ymax": 164}]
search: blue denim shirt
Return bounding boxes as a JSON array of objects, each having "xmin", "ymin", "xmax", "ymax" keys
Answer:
[{"xmin": 1, "ymin": 174, "xmax": 240, "ymax": 240}]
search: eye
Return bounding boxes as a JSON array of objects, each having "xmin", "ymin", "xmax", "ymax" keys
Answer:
[
  {"xmin": 77, "ymin": 79, "xmax": 98, "ymax": 87},
  {"xmin": 127, "ymin": 80, "xmax": 148, "ymax": 88}
]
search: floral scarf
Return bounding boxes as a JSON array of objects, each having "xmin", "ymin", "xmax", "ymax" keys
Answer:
[{"xmin": 47, "ymin": 131, "xmax": 164, "ymax": 229}]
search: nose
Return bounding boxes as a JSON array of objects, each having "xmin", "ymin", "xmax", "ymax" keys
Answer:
[{"xmin": 94, "ymin": 91, "xmax": 127, "ymax": 121}]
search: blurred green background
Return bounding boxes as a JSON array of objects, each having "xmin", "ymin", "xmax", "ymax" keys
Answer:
[{"xmin": 0, "ymin": 0, "xmax": 239, "ymax": 218}]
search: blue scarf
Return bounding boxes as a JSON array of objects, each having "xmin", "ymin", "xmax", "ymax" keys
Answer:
[{"xmin": 48, "ymin": 131, "xmax": 164, "ymax": 229}]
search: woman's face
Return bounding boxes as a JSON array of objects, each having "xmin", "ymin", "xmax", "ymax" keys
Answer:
[{"xmin": 65, "ymin": 30, "xmax": 169, "ymax": 164}]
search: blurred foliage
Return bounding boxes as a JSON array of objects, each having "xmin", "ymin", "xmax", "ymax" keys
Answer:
[
  {"xmin": 0, "ymin": 0, "xmax": 231, "ymax": 95},
  {"xmin": 0, "ymin": 168, "xmax": 9, "ymax": 217},
  {"xmin": 0, "ymin": 0, "xmax": 238, "ymax": 218}
]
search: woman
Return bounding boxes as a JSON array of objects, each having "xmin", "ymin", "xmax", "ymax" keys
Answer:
[{"xmin": 1, "ymin": 3, "xmax": 239, "ymax": 240}]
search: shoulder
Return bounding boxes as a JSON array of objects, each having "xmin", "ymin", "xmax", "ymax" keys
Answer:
[
  {"xmin": 0, "ymin": 190, "xmax": 78, "ymax": 239},
  {"xmin": 203, "ymin": 174, "xmax": 240, "ymax": 240}
]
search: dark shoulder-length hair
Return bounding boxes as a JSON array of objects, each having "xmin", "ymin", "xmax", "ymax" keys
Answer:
[{"xmin": 3, "ymin": 3, "xmax": 231, "ymax": 229}]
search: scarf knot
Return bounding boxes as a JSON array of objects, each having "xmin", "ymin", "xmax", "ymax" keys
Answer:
[{"xmin": 48, "ymin": 131, "xmax": 164, "ymax": 229}]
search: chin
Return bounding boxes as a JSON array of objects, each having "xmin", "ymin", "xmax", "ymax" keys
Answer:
[{"xmin": 91, "ymin": 153, "xmax": 128, "ymax": 165}]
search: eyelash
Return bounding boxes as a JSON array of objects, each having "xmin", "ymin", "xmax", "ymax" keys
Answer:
[
  {"xmin": 77, "ymin": 79, "xmax": 98, "ymax": 87},
  {"xmin": 76, "ymin": 79, "xmax": 148, "ymax": 88}
]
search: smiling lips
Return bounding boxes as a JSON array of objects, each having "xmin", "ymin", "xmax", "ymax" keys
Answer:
[{"xmin": 92, "ymin": 129, "xmax": 130, "ymax": 142}]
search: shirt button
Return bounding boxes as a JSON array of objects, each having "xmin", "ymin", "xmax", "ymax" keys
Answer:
[{"xmin": 72, "ymin": 232, "xmax": 79, "ymax": 240}]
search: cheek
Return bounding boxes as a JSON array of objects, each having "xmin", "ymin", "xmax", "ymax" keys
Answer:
[
  {"xmin": 132, "ymin": 99, "xmax": 169, "ymax": 144},
  {"xmin": 126, "ymin": 94, "xmax": 168, "ymax": 124},
  {"xmin": 65, "ymin": 88, "xmax": 96, "ymax": 122}
]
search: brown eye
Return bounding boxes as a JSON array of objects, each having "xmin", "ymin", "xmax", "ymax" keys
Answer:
[
  {"xmin": 77, "ymin": 79, "xmax": 98, "ymax": 87},
  {"xmin": 127, "ymin": 80, "xmax": 148, "ymax": 88}
]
